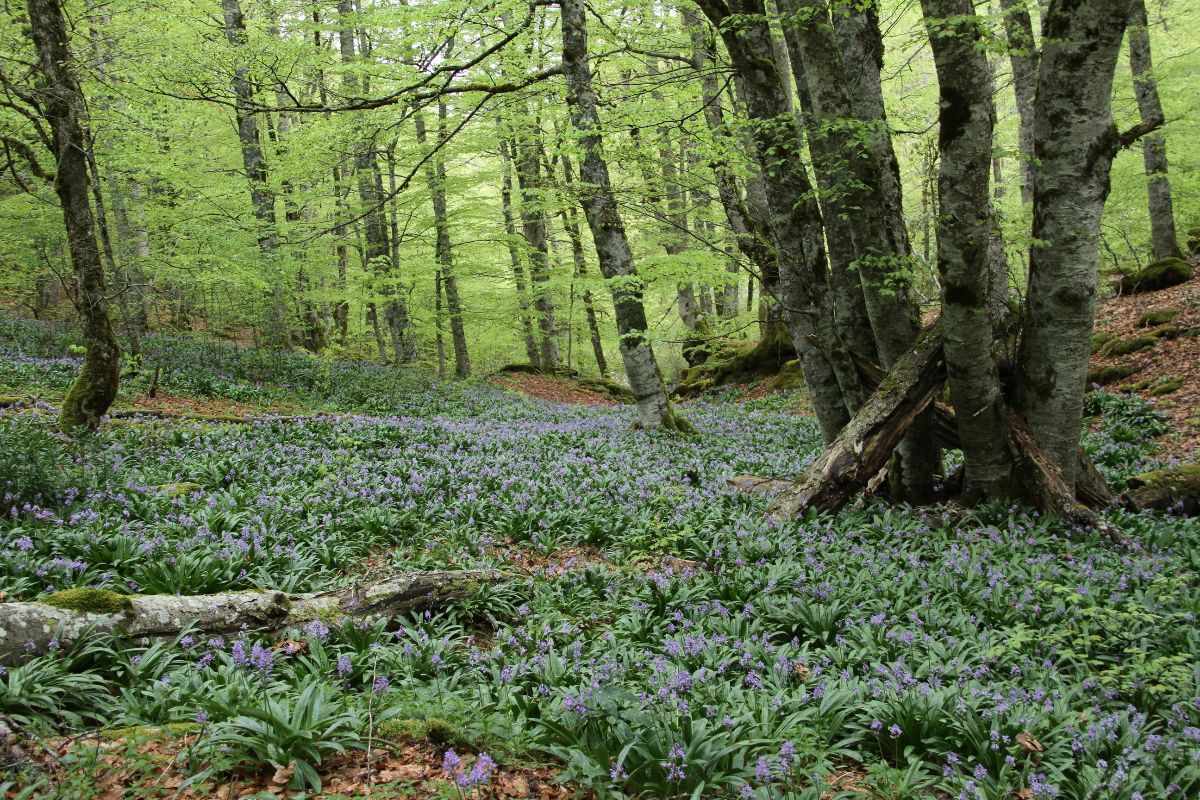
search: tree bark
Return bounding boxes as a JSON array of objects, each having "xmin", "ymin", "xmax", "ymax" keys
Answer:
[
  {"xmin": 0, "ymin": 570, "xmax": 502, "ymax": 666},
  {"xmin": 221, "ymin": 0, "xmax": 289, "ymax": 349},
  {"xmin": 27, "ymin": 0, "xmax": 119, "ymax": 431},
  {"xmin": 771, "ymin": 323, "xmax": 944, "ymax": 518},
  {"xmin": 694, "ymin": 0, "xmax": 851, "ymax": 443},
  {"xmin": 561, "ymin": 0, "xmax": 686, "ymax": 431},
  {"xmin": 1013, "ymin": 0, "xmax": 1131, "ymax": 490},
  {"xmin": 499, "ymin": 137, "xmax": 541, "ymax": 366},
  {"xmin": 1127, "ymin": 0, "xmax": 1181, "ymax": 260},
  {"xmin": 920, "ymin": 0, "xmax": 1013, "ymax": 499},
  {"xmin": 997, "ymin": 0, "xmax": 1039, "ymax": 205},
  {"xmin": 514, "ymin": 127, "xmax": 560, "ymax": 371},
  {"xmin": 414, "ymin": 104, "xmax": 471, "ymax": 377}
]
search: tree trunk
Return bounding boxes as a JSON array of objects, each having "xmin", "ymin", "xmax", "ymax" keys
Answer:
[
  {"xmin": 499, "ymin": 137, "xmax": 541, "ymax": 366},
  {"xmin": 27, "ymin": 0, "xmax": 119, "ymax": 431},
  {"xmin": 779, "ymin": 0, "xmax": 936, "ymax": 499},
  {"xmin": 414, "ymin": 105, "xmax": 471, "ymax": 377},
  {"xmin": 337, "ymin": 0, "xmax": 413, "ymax": 365},
  {"xmin": 557, "ymin": 153, "xmax": 609, "ymax": 375},
  {"xmin": 514, "ymin": 129, "xmax": 560, "ymax": 371},
  {"xmin": 1127, "ymin": 0, "xmax": 1181, "ymax": 260},
  {"xmin": 920, "ymin": 0, "xmax": 1013, "ymax": 499},
  {"xmin": 561, "ymin": 0, "xmax": 686, "ymax": 431},
  {"xmin": 997, "ymin": 0, "xmax": 1039, "ymax": 205},
  {"xmin": 0, "ymin": 570, "xmax": 502, "ymax": 666},
  {"xmin": 221, "ymin": 0, "xmax": 289, "ymax": 349},
  {"xmin": 695, "ymin": 0, "xmax": 851, "ymax": 443},
  {"xmin": 1013, "ymin": 0, "xmax": 1131, "ymax": 490},
  {"xmin": 771, "ymin": 324, "xmax": 944, "ymax": 518}
]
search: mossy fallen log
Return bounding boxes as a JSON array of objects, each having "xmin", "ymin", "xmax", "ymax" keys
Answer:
[
  {"xmin": 1123, "ymin": 464, "xmax": 1200, "ymax": 515},
  {"xmin": 0, "ymin": 570, "xmax": 503, "ymax": 665}
]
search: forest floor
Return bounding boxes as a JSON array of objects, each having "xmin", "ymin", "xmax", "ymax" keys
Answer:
[
  {"xmin": 1090, "ymin": 274, "xmax": 1200, "ymax": 458},
  {"xmin": 0, "ymin": 317, "xmax": 1197, "ymax": 800},
  {"xmin": 489, "ymin": 372, "xmax": 618, "ymax": 407}
]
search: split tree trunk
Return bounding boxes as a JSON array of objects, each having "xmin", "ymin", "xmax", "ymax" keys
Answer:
[
  {"xmin": 0, "ymin": 571, "xmax": 501, "ymax": 666},
  {"xmin": 770, "ymin": 323, "xmax": 944, "ymax": 518},
  {"xmin": 27, "ymin": 0, "xmax": 119, "ymax": 431},
  {"xmin": 1013, "ymin": 0, "xmax": 1132, "ymax": 490},
  {"xmin": 1127, "ymin": 0, "xmax": 1181, "ymax": 260},
  {"xmin": 920, "ymin": 0, "xmax": 1013, "ymax": 499},
  {"xmin": 561, "ymin": 0, "xmax": 686, "ymax": 431}
]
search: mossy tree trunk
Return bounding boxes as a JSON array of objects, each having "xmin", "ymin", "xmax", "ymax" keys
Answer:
[
  {"xmin": 777, "ymin": 0, "xmax": 937, "ymax": 498},
  {"xmin": 694, "ymin": 0, "xmax": 852, "ymax": 443},
  {"xmin": 920, "ymin": 0, "xmax": 1014, "ymax": 499},
  {"xmin": 28, "ymin": 0, "xmax": 119, "ymax": 431},
  {"xmin": 1013, "ymin": 0, "xmax": 1132, "ymax": 490},
  {"xmin": 561, "ymin": 0, "xmax": 686, "ymax": 431}
]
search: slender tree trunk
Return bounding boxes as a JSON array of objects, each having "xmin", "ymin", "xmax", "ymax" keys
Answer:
[
  {"xmin": 414, "ymin": 105, "xmax": 470, "ymax": 377},
  {"xmin": 337, "ymin": 0, "xmax": 412, "ymax": 365},
  {"xmin": 997, "ymin": 0, "xmax": 1038, "ymax": 205},
  {"xmin": 313, "ymin": 9, "xmax": 349, "ymax": 344},
  {"xmin": 1013, "ymin": 0, "xmax": 1132, "ymax": 489},
  {"xmin": 921, "ymin": 0, "xmax": 1013, "ymax": 499},
  {"xmin": 557, "ymin": 153, "xmax": 609, "ymax": 375},
  {"xmin": 514, "ymin": 128, "xmax": 560, "ymax": 371},
  {"xmin": 434, "ymin": 269, "xmax": 447, "ymax": 379},
  {"xmin": 221, "ymin": 0, "xmax": 289, "ymax": 349},
  {"xmin": 561, "ymin": 0, "xmax": 686, "ymax": 431},
  {"xmin": 1127, "ymin": 0, "xmax": 1181, "ymax": 260},
  {"xmin": 499, "ymin": 138, "xmax": 541, "ymax": 366},
  {"xmin": 28, "ymin": 0, "xmax": 119, "ymax": 430}
]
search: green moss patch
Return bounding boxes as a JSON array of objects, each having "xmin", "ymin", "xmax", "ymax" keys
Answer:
[
  {"xmin": 1103, "ymin": 335, "xmax": 1158, "ymax": 356},
  {"xmin": 157, "ymin": 481, "xmax": 203, "ymax": 497},
  {"xmin": 1150, "ymin": 325, "xmax": 1181, "ymax": 340},
  {"xmin": 1150, "ymin": 377, "xmax": 1184, "ymax": 396},
  {"xmin": 1091, "ymin": 331, "xmax": 1116, "ymax": 353},
  {"xmin": 1187, "ymin": 226, "xmax": 1200, "ymax": 256},
  {"xmin": 1087, "ymin": 364, "xmax": 1141, "ymax": 386},
  {"xmin": 1137, "ymin": 308, "xmax": 1179, "ymax": 328},
  {"xmin": 42, "ymin": 587, "xmax": 132, "ymax": 614},
  {"xmin": 1118, "ymin": 257, "xmax": 1192, "ymax": 294},
  {"xmin": 673, "ymin": 328, "xmax": 797, "ymax": 399},
  {"xmin": 377, "ymin": 718, "xmax": 469, "ymax": 747}
]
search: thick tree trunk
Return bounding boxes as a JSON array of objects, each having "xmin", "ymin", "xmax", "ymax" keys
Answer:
[
  {"xmin": 920, "ymin": 0, "xmax": 1013, "ymax": 499},
  {"xmin": 777, "ymin": 0, "xmax": 936, "ymax": 497},
  {"xmin": 1013, "ymin": 0, "xmax": 1131, "ymax": 490},
  {"xmin": 1127, "ymin": 0, "xmax": 1181, "ymax": 260},
  {"xmin": 561, "ymin": 0, "xmax": 686, "ymax": 431},
  {"xmin": 997, "ymin": 0, "xmax": 1039, "ymax": 205},
  {"xmin": 0, "ymin": 571, "xmax": 501, "ymax": 666},
  {"xmin": 515, "ymin": 130, "xmax": 560, "ymax": 371},
  {"xmin": 27, "ymin": 0, "xmax": 119, "ymax": 431},
  {"xmin": 695, "ymin": 0, "xmax": 851, "ymax": 443},
  {"xmin": 499, "ymin": 138, "xmax": 541, "ymax": 366},
  {"xmin": 414, "ymin": 105, "xmax": 471, "ymax": 377}
]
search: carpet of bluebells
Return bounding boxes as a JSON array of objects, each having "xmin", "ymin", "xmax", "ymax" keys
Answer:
[{"xmin": 1, "ymin": 318, "xmax": 1199, "ymax": 799}]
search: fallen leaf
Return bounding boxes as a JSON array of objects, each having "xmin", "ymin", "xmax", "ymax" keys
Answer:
[
  {"xmin": 1016, "ymin": 732, "xmax": 1044, "ymax": 753},
  {"xmin": 271, "ymin": 763, "xmax": 295, "ymax": 786}
]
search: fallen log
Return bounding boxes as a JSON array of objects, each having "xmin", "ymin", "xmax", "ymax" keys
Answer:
[
  {"xmin": 770, "ymin": 323, "xmax": 945, "ymax": 519},
  {"xmin": 1122, "ymin": 464, "xmax": 1200, "ymax": 515},
  {"xmin": 0, "ymin": 570, "xmax": 502, "ymax": 665}
]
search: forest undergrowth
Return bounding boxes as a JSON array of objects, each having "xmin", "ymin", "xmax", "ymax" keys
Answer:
[{"xmin": 1, "ymin": 318, "xmax": 1198, "ymax": 800}]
